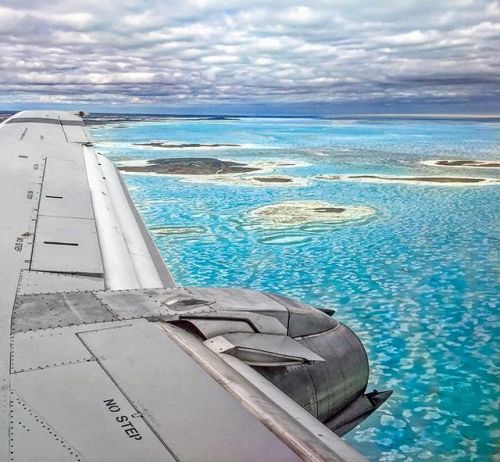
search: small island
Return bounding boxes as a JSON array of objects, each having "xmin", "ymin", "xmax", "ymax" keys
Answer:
[
  {"xmin": 316, "ymin": 174, "xmax": 498, "ymax": 186},
  {"xmin": 249, "ymin": 200, "xmax": 376, "ymax": 226},
  {"xmin": 351, "ymin": 175, "xmax": 485, "ymax": 183},
  {"xmin": 119, "ymin": 157, "xmax": 260, "ymax": 175},
  {"xmin": 422, "ymin": 159, "xmax": 500, "ymax": 168}
]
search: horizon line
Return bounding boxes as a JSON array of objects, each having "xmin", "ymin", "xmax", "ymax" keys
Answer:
[{"xmin": 1, "ymin": 109, "xmax": 500, "ymax": 119}]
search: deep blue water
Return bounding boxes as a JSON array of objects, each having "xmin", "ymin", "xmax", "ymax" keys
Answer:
[{"xmin": 91, "ymin": 117, "xmax": 499, "ymax": 461}]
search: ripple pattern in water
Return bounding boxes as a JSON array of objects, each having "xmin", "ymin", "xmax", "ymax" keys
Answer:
[{"xmin": 92, "ymin": 117, "xmax": 500, "ymax": 461}]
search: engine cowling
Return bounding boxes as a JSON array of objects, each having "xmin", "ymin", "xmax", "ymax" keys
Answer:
[{"xmin": 162, "ymin": 287, "xmax": 391, "ymax": 435}]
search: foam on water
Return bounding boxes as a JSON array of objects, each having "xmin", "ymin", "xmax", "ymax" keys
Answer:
[{"xmin": 91, "ymin": 116, "xmax": 499, "ymax": 461}]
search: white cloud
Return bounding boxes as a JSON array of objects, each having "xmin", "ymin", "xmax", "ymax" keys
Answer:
[
  {"xmin": 284, "ymin": 6, "xmax": 322, "ymax": 25},
  {"xmin": 0, "ymin": 0, "xmax": 498, "ymax": 110},
  {"xmin": 201, "ymin": 55, "xmax": 240, "ymax": 64}
]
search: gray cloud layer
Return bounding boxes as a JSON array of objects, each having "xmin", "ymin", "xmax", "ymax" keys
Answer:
[{"xmin": 1, "ymin": 0, "xmax": 499, "ymax": 112}]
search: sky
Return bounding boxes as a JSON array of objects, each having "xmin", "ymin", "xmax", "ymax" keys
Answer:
[{"xmin": 0, "ymin": 0, "xmax": 499, "ymax": 115}]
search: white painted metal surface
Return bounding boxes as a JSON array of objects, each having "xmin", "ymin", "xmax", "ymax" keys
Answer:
[
  {"xmin": 60, "ymin": 123, "xmax": 89, "ymax": 143},
  {"xmin": 12, "ymin": 361, "xmax": 176, "ymax": 461},
  {"xmin": 38, "ymin": 157, "xmax": 94, "ymax": 219},
  {"xmin": 18, "ymin": 270, "xmax": 104, "ymax": 294},
  {"xmin": 11, "ymin": 326, "xmax": 93, "ymax": 373},
  {"xmin": 83, "ymin": 146, "xmax": 141, "ymax": 289},
  {"xmin": 31, "ymin": 215, "xmax": 103, "ymax": 274},
  {"xmin": 0, "ymin": 117, "xmax": 44, "ymax": 461},
  {"xmin": 79, "ymin": 319, "xmax": 302, "ymax": 462},
  {"xmin": 11, "ymin": 391, "xmax": 81, "ymax": 462},
  {"xmin": 98, "ymin": 154, "xmax": 164, "ymax": 288}
]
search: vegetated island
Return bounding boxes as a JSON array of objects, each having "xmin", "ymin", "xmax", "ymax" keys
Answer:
[
  {"xmin": 250, "ymin": 200, "xmax": 376, "ymax": 226},
  {"xmin": 119, "ymin": 157, "xmax": 260, "ymax": 175},
  {"xmin": 316, "ymin": 174, "xmax": 498, "ymax": 185},
  {"xmin": 134, "ymin": 142, "xmax": 240, "ymax": 149},
  {"xmin": 118, "ymin": 157, "xmax": 307, "ymax": 186},
  {"xmin": 422, "ymin": 159, "xmax": 500, "ymax": 168}
]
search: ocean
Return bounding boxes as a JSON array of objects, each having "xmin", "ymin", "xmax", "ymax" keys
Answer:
[{"xmin": 90, "ymin": 116, "xmax": 499, "ymax": 461}]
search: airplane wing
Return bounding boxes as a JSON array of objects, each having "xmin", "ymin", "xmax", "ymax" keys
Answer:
[{"xmin": 0, "ymin": 111, "xmax": 390, "ymax": 461}]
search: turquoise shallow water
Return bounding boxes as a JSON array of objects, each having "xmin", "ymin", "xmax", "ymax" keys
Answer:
[{"xmin": 91, "ymin": 117, "xmax": 499, "ymax": 461}]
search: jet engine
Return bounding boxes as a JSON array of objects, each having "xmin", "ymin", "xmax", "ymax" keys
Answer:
[{"xmin": 162, "ymin": 287, "xmax": 392, "ymax": 435}]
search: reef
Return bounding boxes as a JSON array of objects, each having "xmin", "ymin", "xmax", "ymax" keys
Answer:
[
  {"xmin": 422, "ymin": 159, "xmax": 500, "ymax": 168},
  {"xmin": 352, "ymin": 175, "xmax": 484, "ymax": 184},
  {"xmin": 119, "ymin": 158, "xmax": 260, "ymax": 175},
  {"xmin": 134, "ymin": 142, "xmax": 240, "ymax": 149},
  {"xmin": 249, "ymin": 201, "xmax": 375, "ymax": 226},
  {"xmin": 316, "ymin": 174, "xmax": 498, "ymax": 186}
]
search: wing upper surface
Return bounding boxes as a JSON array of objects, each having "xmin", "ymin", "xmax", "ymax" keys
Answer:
[{"xmin": 0, "ymin": 111, "xmax": 369, "ymax": 461}]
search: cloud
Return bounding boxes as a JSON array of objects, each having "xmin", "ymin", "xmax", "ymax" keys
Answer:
[{"xmin": 0, "ymin": 0, "xmax": 499, "ymax": 112}]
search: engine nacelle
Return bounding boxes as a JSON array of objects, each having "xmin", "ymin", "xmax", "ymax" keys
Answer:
[
  {"xmin": 256, "ymin": 320, "xmax": 369, "ymax": 422},
  {"xmin": 163, "ymin": 287, "xmax": 391, "ymax": 435}
]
